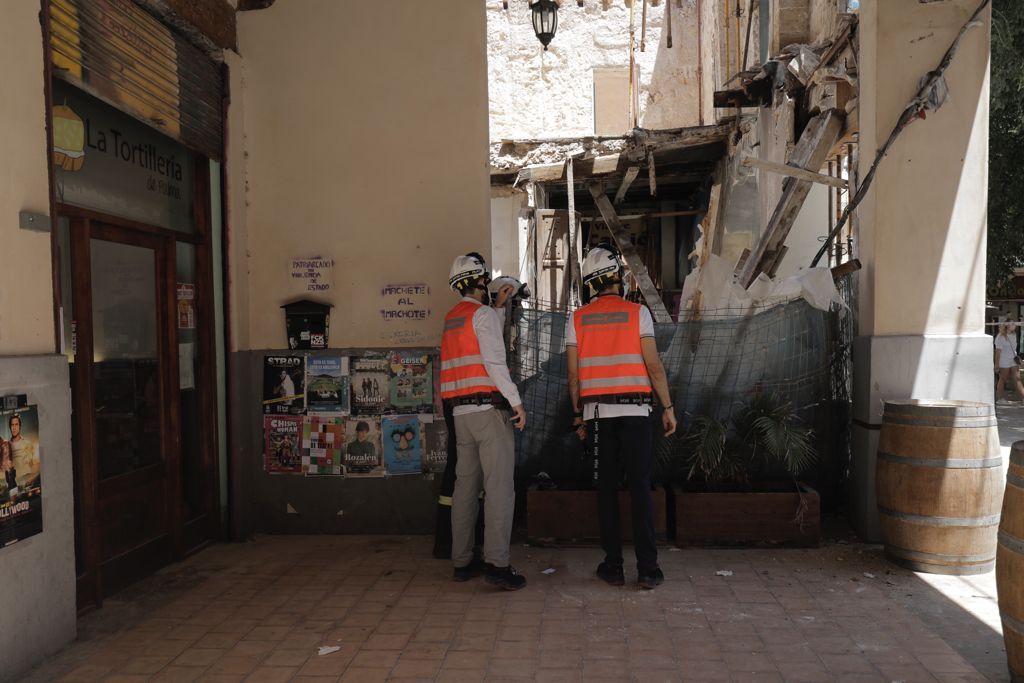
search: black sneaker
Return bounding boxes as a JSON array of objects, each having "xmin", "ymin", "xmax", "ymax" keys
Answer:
[
  {"xmin": 452, "ymin": 559, "xmax": 485, "ymax": 582},
  {"xmin": 596, "ymin": 561, "xmax": 625, "ymax": 586},
  {"xmin": 484, "ymin": 564, "xmax": 527, "ymax": 591},
  {"xmin": 637, "ymin": 566, "xmax": 665, "ymax": 590}
]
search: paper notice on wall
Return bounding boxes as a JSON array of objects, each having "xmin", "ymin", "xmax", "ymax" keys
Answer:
[
  {"xmin": 291, "ymin": 257, "xmax": 335, "ymax": 294},
  {"xmin": 176, "ymin": 283, "xmax": 196, "ymax": 329},
  {"xmin": 179, "ymin": 342, "xmax": 195, "ymax": 389}
]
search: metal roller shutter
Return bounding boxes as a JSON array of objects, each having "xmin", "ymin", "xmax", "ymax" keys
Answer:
[{"xmin": 49, "ymin": 0, "xmax": 224, "ymax": 161}]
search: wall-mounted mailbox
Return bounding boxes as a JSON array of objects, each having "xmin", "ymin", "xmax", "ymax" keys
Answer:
[{"xmin": 282, "ymin": 299, "xmax": 332, "ymax": 350}]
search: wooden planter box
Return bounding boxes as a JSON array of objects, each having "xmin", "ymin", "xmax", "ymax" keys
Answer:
[
  {"xmin": 673, "ymin": 483, "xmax": 820, "ymax": 547},
  {"xmin": 527, "ymin": 486, "xmax": 667, "ymax": 545}
]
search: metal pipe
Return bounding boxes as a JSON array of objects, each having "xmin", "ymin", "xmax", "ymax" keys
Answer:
[{"xmin": 697, "ymin": 0, "xmax": 704, "ymax": 125}]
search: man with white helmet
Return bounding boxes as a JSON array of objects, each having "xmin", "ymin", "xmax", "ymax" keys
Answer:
[
  {"xmin": 441, "ymin": 252, "xmax": 528, "ymax": 590},
  {"xmin": 566, "ymin": 242, "xmax": 677, "ymax": 589}
]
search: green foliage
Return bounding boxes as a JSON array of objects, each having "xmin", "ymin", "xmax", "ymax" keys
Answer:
[
  {"xmin": 989, "ymin": 0, "xmax": 1024, "ymax": 286},
  {"xmin": 681, "ymin": 416, "xmax": 746, "ymax": 484},
  {"xmin": 733, "ymin": 392, "xmax": 817, "ymax": 476},
  {"xmin": 679, "ymin": 392, "xmax": 817, "ymax": 485}
]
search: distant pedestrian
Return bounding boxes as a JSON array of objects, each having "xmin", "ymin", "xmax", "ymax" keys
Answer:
[{"xmin": 995, "ymin": 319, "xmax": 1024, "ymax": 403}]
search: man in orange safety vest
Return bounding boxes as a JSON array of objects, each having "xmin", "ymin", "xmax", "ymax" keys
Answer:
[
  {"xmin": 566, "ymin": 243, "xmax": 677, "ymax": 590},
  {"xmin": 441, "ymin": 253, "xmax": 527, "ymax": 591}
]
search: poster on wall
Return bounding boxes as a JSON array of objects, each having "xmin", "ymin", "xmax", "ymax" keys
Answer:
[
  {"xmin": 263, "ymin": 355, "xmax": 306, "ymax": 415},
  {"xmin": 302, "ymin": 416, "xmax": 345, "ymax": 476},
  {"xmin": 421, "ymin": 419, "xmax": 448, "ymax": 474},
  {"xmin": 382, "ymin": 415, "xmax": 422, "ymax": 476},
  {"xmin": 0, "ymin": 405, "xmax": 43, "ymax": 547},
  {"xmin": 263, "ymin": 414, "xmax": 303, "ymax": 473},
  {"xmin": 342, "ymin": 418, "xmax": 384, "ymax": 477},
  {"xmin": 388, "ymin": 352, "xmax": 434, "ymax": 413},
  {"xmin": 350, "ymin": 354, "xmax": 391, "ymax": 415},
  {"xmin": 306, "ymin": 356, "xmax": 350, "ymax": 415}
]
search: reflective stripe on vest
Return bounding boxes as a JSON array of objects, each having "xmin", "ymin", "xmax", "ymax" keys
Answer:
[
  {"xmin": 440, "ymin": 300, "xmax": 498, "ymax": 400},
  {"xmin": 573, "ymin": 297, "xmax": 652, "ymax": 397}
]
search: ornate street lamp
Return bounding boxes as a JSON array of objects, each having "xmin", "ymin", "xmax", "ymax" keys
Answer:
[{"xmin": 531, "ymin": 0, "xmax": 559, "ymax": 50}]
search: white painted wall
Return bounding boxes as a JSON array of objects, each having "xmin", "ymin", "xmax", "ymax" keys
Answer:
[
  {"xmin": 773, "ymin": 181, "xmax": 830, "ymax": 279},
  {"xmin": 488, "ymin": 0, "xmax": 704, "ymax": 140},
  {"xmin": 232, "ymin": 1, "xmax": 491, "ymax": 350},
  {"xmin": 490, "ymin": 188, "xmax": 528, "ymax": 280}
]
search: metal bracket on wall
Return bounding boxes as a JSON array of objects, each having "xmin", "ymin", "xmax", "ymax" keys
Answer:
[{"xmin": 19, "ymin": 211, "xmax": 50, "ymax": 233}]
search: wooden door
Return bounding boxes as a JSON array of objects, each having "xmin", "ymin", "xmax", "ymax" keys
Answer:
[{"xmin": 66, "ymin": 216, "xmax": 182, "ymax": 607}]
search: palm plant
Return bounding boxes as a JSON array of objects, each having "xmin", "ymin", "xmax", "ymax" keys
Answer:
[{"xmin": 679, "ymin": 392, "xmax": 817, "ymax": 485}]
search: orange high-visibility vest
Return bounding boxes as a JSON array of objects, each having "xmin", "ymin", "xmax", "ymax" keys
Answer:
[
  {"xmin": 573, "ymin": 296, "xmax": 652, "ymax": 398},
  {"xmin": 440, "ymin": 300, "xmax": 499, "ymax": 400}
]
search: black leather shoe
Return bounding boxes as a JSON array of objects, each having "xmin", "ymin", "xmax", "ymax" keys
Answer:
[
  {"xmin": 452, "ymin": 559, "xmax": 485, "ymax": 582},
  {"xmin": 484, "ymin": 564, "xmax": 527, "ymax": 591},
  {"xmin": 637, "ymin": 566, "xmax": 665, "ymax": 590},
  {"xmin": 596, "ymin": 561, "xmax": 625, "ymax": 586}
]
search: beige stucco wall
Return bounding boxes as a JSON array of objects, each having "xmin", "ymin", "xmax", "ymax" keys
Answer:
[
  {"xmin": 858, "ymin": 0, "xmax": 989, "ymax": 337},
  {"xmin": 233, "ymin": 0, "xmax": 490, "ymax": 350},
  {"xmin": 0, "ymin": 0, "xmax": 55, "ymax": 355}
]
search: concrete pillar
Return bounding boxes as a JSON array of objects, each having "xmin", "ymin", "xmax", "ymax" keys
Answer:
[{"xmin": 850, "ymin": 0, "xmax": 991, "ymax": 541}]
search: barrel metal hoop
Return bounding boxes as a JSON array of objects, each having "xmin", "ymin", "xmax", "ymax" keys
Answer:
[
  {"xmin": 885, "ymin": 545, "xmax": 996, "ymax": 564},
  {"xmin": 1003, "ymin": 611, "xmax": 1024, "ymax": 638},
  {"xmin": 878, "ymin": 507, "xmax": 1002, "ymax": 527},
  {"xmin": 1012, "ymin": 449, "xmax": 1024, "ymax": 467},
  {"xmin": 877, "ymin": 452, "xmax": 1003, "ymax": 469},
  {"xmin": 881, "ymin": 416, "xmax": 997, "ymax": 429},
  {"xmin": 1000, "ymin": 529, "xmax": 1024, "ymax": 554},
  {"xmin": 1009, "ymin": 473, "xmax": 1024, "ymax": 490}
]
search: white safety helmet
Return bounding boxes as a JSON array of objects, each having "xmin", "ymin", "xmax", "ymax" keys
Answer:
[
  {"xmin": 582, "ymin": 244, "xmax": 624, "ymax": 290},
  {"xmin": 448, "ymin": 252, "xmax": 490, "ymax": 293},
  {"xmin": 487, "ymin": 275, "xmax": 531, "ymax": 302}
]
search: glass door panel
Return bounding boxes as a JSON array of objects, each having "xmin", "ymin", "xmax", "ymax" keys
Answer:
[{"xmin": 89, "ymin": 239, "xmax": 163, "ymax": 480}]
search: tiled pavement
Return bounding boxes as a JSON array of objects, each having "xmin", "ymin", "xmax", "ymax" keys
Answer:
[
  {"xmin": 21, "ymin": 402, "xmax": 1024, "ymax": 683},
  {"xmin": 20, "ymin": 533, "xmax": 1009, "ymax": 683}
]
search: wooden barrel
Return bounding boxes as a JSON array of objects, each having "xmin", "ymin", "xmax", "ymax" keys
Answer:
[
  {"xmin": 997, "ymin": 441, "xmax": 1024, "ymax": 683},
  {"xmin": 876, "ymin": 400, "xmax": 1003, "ymax": 575}
]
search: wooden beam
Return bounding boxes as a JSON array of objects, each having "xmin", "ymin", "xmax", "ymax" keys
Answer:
[
  {"xmin": 146, "ymin": 0, "xmax": 237, "ymax": 50},
  {"xmin": 742, "ymin": 156, "xmax": 847, "ymax": 189},
  {"xmin": 614, "ymin": 167, "xmax": 640, "ymax": 205},
  {"xmin": 830, "ymin": 258, "xmax": 862, "ymax": 280},
  {"xmin": 587, "ymin": 182, "xmax": 673, "ymax": 322},
  {"xmin": 738, "ymin": 110, "xmax": 844, "ymax": 287}
]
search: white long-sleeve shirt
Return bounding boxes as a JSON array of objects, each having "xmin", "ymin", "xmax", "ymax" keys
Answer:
[{"xmin": 452, "ymin": 297, "xmax": 522, "ymax": 416}]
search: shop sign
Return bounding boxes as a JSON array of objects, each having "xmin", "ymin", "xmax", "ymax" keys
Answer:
[{"xmin": 52, "ymin": 80, "xmax": 194, "ymax": 233}]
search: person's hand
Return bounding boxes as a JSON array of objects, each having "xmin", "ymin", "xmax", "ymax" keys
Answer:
[
  {"xmin": 662, "ymin": 407, "xmax": 677, "ymax": 436},
  {"xmin": 495, "ymin": 284, "xmax": 515, "ymax": 308},
  {"xmin": 510, "ymin": 404, "xmax": 527, "ymax": 431},
  {"xmin": 572, "ymin": 417, "xmax": 587, "ymax": 442}
]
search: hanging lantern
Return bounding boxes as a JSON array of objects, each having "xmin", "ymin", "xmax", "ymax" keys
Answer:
[{"xmin": 531, "ymin": 0, "xmax": 559, "ymax": 50}]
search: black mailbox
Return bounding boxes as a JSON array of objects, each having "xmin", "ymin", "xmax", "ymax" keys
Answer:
[{"xmin": 282, "ymin": 299, "xmax": 332, "ymax": 350}]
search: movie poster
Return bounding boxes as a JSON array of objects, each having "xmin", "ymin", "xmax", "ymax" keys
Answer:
[
  {"xmin": 306, "ymin": 356, "xmax": 350, "ymax": 415},
  {"xmin": 388, "ymin": 351, "xmax": 434, "ymax": 412},
  {"xmin": 302, "ymin": 416, "xmax": 345, "ymax": 476},
  {"xmin": 0, "ymin": 405, "xmax": 42, "ymax": 547},
  {"xmin": 342, "ymin": 418, "xmax": 384, "ymax": 477},
  {"xmin": 264, "ymin": 414, "xmax": 303, "ymax": 473},
  {"xmin": 263, "ymin": 355, "xmax": 306, "ymax": 415},
  {"xmin": 382, "ymin": 415, "xmax": 422, "ymax": 476},
  {"xmin": 421, "ymin": 418, "xmax": 448, "ymax": 474},
  {"xmin": 351, "ymin": 354, "xmax": 390, "ymax": 415}
]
